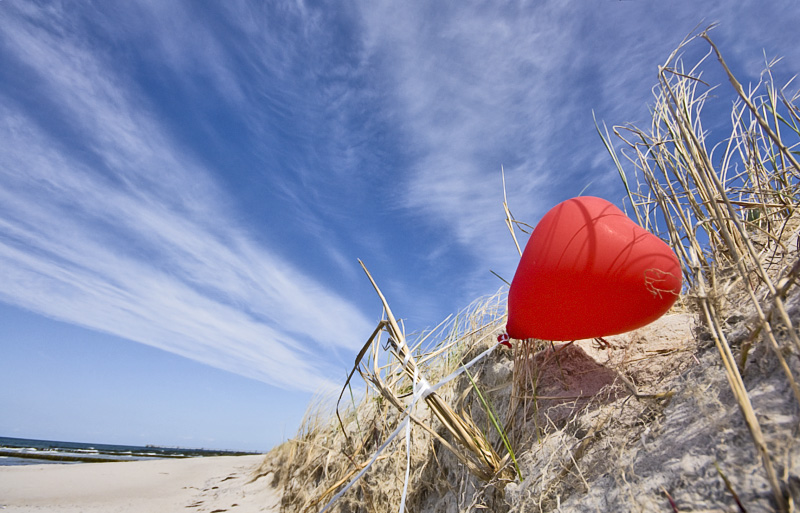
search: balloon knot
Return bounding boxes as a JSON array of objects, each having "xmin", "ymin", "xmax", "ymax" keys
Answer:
[{"xmin": 497, "ymin": 332, "xmax": 511, "ymax": 348}]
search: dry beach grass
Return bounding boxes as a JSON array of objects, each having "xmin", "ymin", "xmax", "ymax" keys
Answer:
[{"xmin": 255, "ymin": 30, "xmax": 800, "ymax": 512}]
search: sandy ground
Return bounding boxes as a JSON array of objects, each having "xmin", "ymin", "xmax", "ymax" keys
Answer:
[{"xmin": 0, "ymin": 454, "xmax": 279, "ymax": 513}]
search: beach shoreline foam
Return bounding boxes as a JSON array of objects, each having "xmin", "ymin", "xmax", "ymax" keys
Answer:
[{"xmin": 0, "ymin": 454, "xmax": 279, "ymax": 512}]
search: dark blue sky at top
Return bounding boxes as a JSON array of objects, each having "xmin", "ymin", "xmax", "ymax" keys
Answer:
[
  {"xmin": 0, "ymin": 0, "xmax": 798, "ymax": 450},
  {"xmin": 101, "ymin": 1, "xmax": 419, "ymax": 303}
]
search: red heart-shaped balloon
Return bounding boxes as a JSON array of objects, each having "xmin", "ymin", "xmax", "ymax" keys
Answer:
[{"xmin": 507, "ymin": 196, "xmax": 681, "ymax": 341}]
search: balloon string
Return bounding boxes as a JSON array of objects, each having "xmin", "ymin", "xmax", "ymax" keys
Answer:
[
  {"xmin": 399, "ymin": 364, "xmax": 425, "ymax": 512},
  {"xmin": 318, "ymin": 418, "xmax": 409, "ymax": 513}
]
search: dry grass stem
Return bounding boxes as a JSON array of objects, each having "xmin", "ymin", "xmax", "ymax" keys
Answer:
[
  {"xmin": 353, "ymin": 260, "xmax": 512, "ymax": 482},
  {"xmin": 601, "ymin": 28, "xmax": 800, "ymax": 511}
]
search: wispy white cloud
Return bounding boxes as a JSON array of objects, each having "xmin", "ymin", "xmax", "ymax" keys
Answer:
[
  {"xmin": 2, "ymin": 0, "xmax": 797, "ymax": 396},
  {"xmin": 0, "ymin": 3, "xmax": 373, "ymax": 393},
  {"xmin": 354, "ymin": 4, "xmax": 624, "ymax": 287},
  {"xmin": 353, "ymin": 1, "xmax": 800, "ymax": 296}
]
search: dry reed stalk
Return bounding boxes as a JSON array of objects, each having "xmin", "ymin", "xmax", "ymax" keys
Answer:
[
  {"xmin": 303, "ymin": 454, "xmax": 392, "ymax": 512},
  {"xmin": 600, "ymin": 28, "xmax": 800, "ymax": 511},
  {"xmin": 502, "ymin": 165, "xmax": 524, "ymax": 258},
  {"xmin": 508, "ymin": 339, "xmax": 547, "ymax": 445},
  {"xmin": 326, "ymin": 260, "xmax": 514, "ymax": 510}
]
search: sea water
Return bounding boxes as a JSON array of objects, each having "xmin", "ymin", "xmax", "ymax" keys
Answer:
[{"xmin": 0, "ymin": 436, "xmax": 258, "ymax": 466}]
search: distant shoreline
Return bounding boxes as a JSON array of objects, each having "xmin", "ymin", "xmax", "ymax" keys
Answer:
[
  {"xmin": 0, "ymin": 449, "xmax": 169, "ymax": 464},
  {"xmin": 0, "ymin": 435, "xmax": 262, "ymax": 466}
]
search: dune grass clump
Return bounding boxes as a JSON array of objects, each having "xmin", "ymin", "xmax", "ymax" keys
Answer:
[
  {"xmin": 342, "ymin": 261, "xmax": 516, "ymax": 482},
  {"xmin": 598, "ymin": 27, "xmax": 800, "ymax": 512},
  {"xmin": 255, "ymin": 279, "xmax": 519, "ymax": 512}
]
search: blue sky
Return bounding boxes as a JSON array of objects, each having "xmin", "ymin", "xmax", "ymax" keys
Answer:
[{"xmin": 1, "ymin": 1, "xmax": 798, "ymax": 452}]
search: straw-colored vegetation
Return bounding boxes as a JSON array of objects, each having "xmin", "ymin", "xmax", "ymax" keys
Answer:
[
  {"xmin": 255, "ymin": 29, "xmax": 800, "ymax": 512},
  {"xmin": 258, "ymin": 285, "xmax": 515, "ymax": 512}
]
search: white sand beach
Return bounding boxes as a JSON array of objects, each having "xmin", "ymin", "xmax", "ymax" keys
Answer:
[{"xmin": 0, "ymin": 455, "xmax": 279, "ymax": 512}]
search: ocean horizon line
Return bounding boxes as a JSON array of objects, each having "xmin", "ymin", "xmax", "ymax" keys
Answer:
[{"xmin": 0, "ymin": 435, "xmax": 262, "ymax": 466}]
